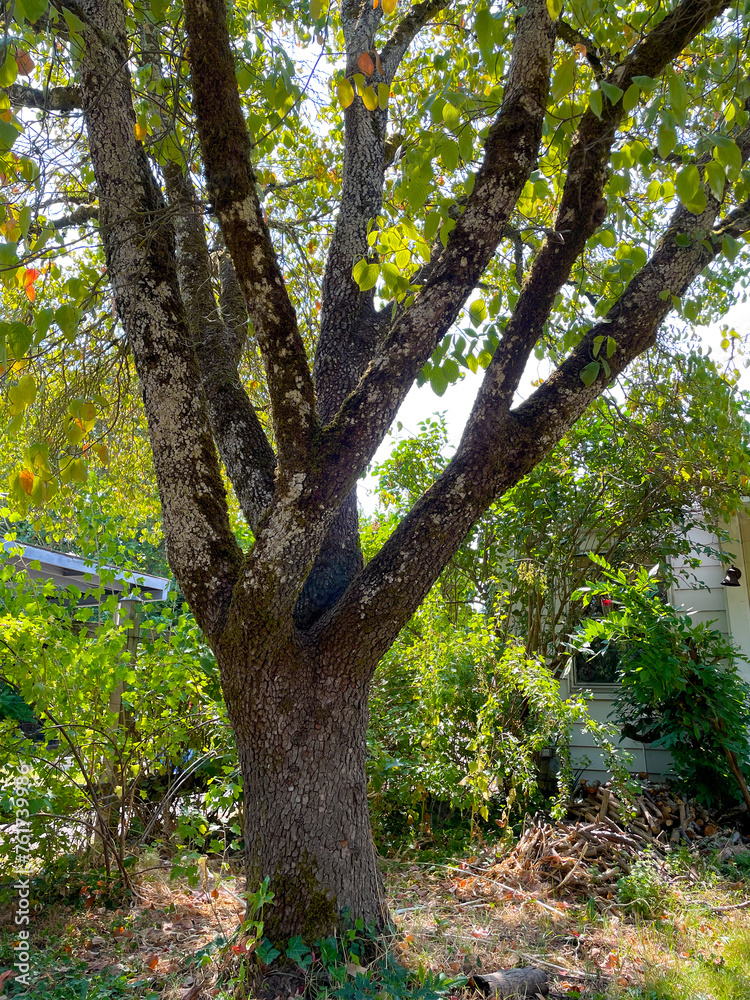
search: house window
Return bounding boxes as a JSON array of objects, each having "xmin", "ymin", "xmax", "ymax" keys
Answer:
[{"xmin": 572, "ymin": 637, "xmax": 622, "ymax": 685}]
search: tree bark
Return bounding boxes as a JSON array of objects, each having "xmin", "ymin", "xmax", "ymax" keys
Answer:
[{"xmin": 221, "ymin": 637, "xmax": 388, "ymax": 940}]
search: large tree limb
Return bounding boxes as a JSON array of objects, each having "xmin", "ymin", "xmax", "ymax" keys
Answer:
[
  {"xmin": 306, "ymin": 0, "xmax": 454, "ymax": 628},
  {"xmin": 461, "ymin": 0, "xmax": 731, "ymax": 449},
  {"xmin": 317, "ymin": 181, "xmax": 748, "ymax": 668},
  {"xmin": 317, "ymin": 0, "xmax": 555, "ymax": 487},
  {"xmin": 5, "ymin": 82, "xmax": 82, "ymax": 111},
  {"xmin": 183, "ymin": 0, "xmax": 317, "ymax": 474},
  {"xmin": 78, "ymin": 0, "xmax": 242, "ymax": 636},
  {"xmin": 164, "ymin": 166, "xmax": 276, "ymax": 531},
  {"xmin": 380, "ymin": 0, "xmax": 453, "ymax": 79}
]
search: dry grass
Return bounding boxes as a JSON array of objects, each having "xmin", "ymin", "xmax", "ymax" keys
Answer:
[{"xmin": 3, "ymin": 833, "xmax": 750, "ymax": 1000}]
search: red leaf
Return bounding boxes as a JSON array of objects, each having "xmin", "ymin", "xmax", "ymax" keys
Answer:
[
  {"xmin": 358, "ymin": 52, "xmax": 375, "ymax": 75},
  {"xmin": 15, "ymin": 50, "xmax": 35, "ymax": 75}
]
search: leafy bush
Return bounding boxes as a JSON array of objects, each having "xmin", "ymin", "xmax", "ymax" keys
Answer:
[
  {"xmin": 367, "ymin": 593, "xmax": 629, "ymax": 845},
  {"xmin": 570, "ymin": 557, "xmax": 750, "ymax": 808}
]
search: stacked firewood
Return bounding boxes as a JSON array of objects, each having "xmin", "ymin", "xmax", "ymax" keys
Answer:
[{"xmin": 568, "ymin": 779, "xmax": 720, "ymax": 844}]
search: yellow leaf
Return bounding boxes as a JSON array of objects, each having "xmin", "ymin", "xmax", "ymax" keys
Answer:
[
  {"xmin": 382, "ymin": 0, "xmax": 397, "ymax": 13},
  {"xmin": 310, "ymin": 0, "xmax": 321, "ymax": 18},
  {"xmin": 337, "ymin": 79, "xmax": 355, "ymax": 109},
  {"xmin": 133, "ymin": 122, "xmax": 147, "ymax": 141},
  {"xmin": 377, "ymin": 83, "xmax": 389, "ymax": 110},
  {"xmin": 362, "ymin": 86, "xmax": 378, "ymax": 111}
]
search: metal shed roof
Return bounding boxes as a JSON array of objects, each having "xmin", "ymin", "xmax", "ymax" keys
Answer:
[{"xmin": 1, "ymin": 539, "xmax": 171, "ymax": 603}]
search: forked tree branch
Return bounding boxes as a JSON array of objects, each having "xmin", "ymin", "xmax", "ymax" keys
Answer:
[
  {"xmin": 318, "ymin": 178, "xmax": 748, "ymax": 665},
  {"xmin": 380, "ymin": 0, "xmax": 453, "ymax": 79},
  {"xmin": 317, "ymin": 0, "xmax": 555, "ymax": 487},
  {"xmin": 184, "ymin": 0, "xmax": 317, "ymax": 473},
  {"xmin": 461, "ymin": 0, "xmax": 731, "ymax": 449}
]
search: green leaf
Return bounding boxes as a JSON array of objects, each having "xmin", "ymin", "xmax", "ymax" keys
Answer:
[
  {"xmin": 439, "ymin": 218, "xmax": 456, "ymax": 247},
  {"xmin": 622, "ymin": 83, "xmax": 640, "ymax": 114},
  {"xmin": 352, "ymin": 258, "xmax": 379, "ymax": 291},
  {"xmin": 551, "ymin": 55, "xmax": 576, "ymax": 103},
  {"xmin": 475, "ymin": 7, "xmax": 492, "ymax": 50},
  {"xmin": 430, "ymin": 366, "xmax": 449, "ymax": 396},
  {"xmin": 606, "ymin": 336, "xmax": 617, "ymax": 358},
  {"xmin": 588, "ymin": 90, "xmax": 603, "ymax": 120},
  {"xmin": 442, "ymin": 103, "xmax": 460, "ymax": 130},
  {"xmin": 443, "ymin": 358, "xmax": 459, "ymax": 382},
  {"xmin": 16, "ymin": 374, "xmax": 36, "ymax": 405},
  {"xmin": 705, "ymin": 160, "xmax": 725, "ymax": 202},
  {"xmin": 55, "ymin": 303, "xmax": 78, "ymax": 340},
  {"xmin": 440, "ymin": 138, "xmax": 459, "ymax": 172},
  {"xmin": 579, "ymin": 361, "xmax": 601, "ymax": 387},
  {"xmin": 601, "ymin": 81, "xmax": 623, "ymax": 105},
  {"xmin": 715, "ymin": 140, "xmax": 742, "ymax": 181},
  {"xmin": 657, "ymin": 123, "xmax": 676, "ymax": 159},
  {"xmin": 469, "ymin": 299, "xmax": 487, "ymax": 327},
  {"xmin": 592, "ymin": 335, "xmax": 605, "ymax": 358},
  {"xmin": 631, "ymin": 75, "xmax": 657, "ymax": 93},
  {"xmin": 0, "ymin": 53, "xmax": 18, "ymax": 88},
  {"xmin": 0, "ymin": 118, "xmax": 20, "ymax": 151},
  {"xmin": 668, "ymin": 72, "xmax": 688, "ymax": 125},
  {"xmin": 675, "ymin": 163, "xmax": 700, "ymax": 204},
  {"xmin": 722, "ymin": 234, "xmax": 741, "ymax": 261},
  {"xmin": 546, "ymin": 0, "xmax": 562, "ymax": 19},
  {"xmin": 15, "ymin": 0, "xmax": 49, "ymax": 23},
  {"xmin": 310, "ymin": 0, "xmax": 322, "ymax": 18},
  {"xmin": 8, "ymin": 322, "xmax": 32, "ymax": 360},
  {"xmin": 377, "ymin": 83, "xmax": 389, "ymax": 110}
]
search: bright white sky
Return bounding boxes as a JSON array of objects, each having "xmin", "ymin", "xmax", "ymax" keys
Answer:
[{"xmin": 358, "ymin": 297, "xmax": 750, "ymax": 514}]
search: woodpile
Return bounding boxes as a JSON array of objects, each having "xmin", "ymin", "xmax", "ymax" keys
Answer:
[{"xmin": 569, "ymin": 779, "xmax": 723, "ymax": 845}]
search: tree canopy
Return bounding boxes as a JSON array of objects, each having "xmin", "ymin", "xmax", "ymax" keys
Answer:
[{"xmin": 1, "ymin": 0, "xmax": 750, "ymax": 943}]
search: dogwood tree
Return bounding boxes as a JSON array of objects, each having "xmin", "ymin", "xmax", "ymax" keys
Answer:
[{"xmin": 2, "ymin": 0, "xmax": 749, "ymax": 940}]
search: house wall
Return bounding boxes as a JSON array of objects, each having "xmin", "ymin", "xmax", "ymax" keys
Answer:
[{"xmin": 561, "ymin": 519, "xmax": 749, "ymax": 784}]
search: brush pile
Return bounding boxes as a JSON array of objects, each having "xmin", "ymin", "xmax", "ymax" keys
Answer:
[
  {"xmin": 483, "ymin": 817, "xmax": 644, "ymax": 904},
  {"xmin": 468, "ymin": 781, "xmax": 750, "ymax": 907}
]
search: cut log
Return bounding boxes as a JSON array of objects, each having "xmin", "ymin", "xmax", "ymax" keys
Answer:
[{"xmin": 472, "ymin": 967, "xmax": 549, "ymax": 997}]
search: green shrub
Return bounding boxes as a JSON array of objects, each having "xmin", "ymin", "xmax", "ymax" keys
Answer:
[{"xmin": 569, "ymin": 557, "xmax": 750, "ymax": 808}]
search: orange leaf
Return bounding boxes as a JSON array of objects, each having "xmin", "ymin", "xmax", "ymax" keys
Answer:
[
  {"xmin": 211, "ymin": 887, "xmax": 219, "ymax": 898},
  {"xmin": 24, "ymin": 268, "xmax": 40, "ymax": 286},
  {"xmin": 15, "ymin": 50, "xmax": 35, "ymax": 75},
  {"xmin": 20, "ymin": 469, "xmax": 34, "ymax": 495},
  {"xmin": 134, "ymin": 122, "xmax": 147, "ymax": 141},
  {"xmin": 358, "ymin": 52, "xmax": 375, "ymax": 76},
  {"xmin": 144, "ymin": 954, "xmax": 159, "ymax": 971},
  {"xmin": 25, "ymin": 284, "xmax": 36, "ymax": 302},
  {"xmin": 375, "ymin": 52, "xmax": 383, "ymax": 75}
]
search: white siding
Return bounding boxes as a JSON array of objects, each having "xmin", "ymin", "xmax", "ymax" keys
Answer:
[{"xmin": 561, "ymin": 519, "xmax": 750, "ymax": 783}]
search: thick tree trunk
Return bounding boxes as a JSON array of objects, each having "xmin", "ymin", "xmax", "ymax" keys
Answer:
[{"xmin": 221, "ymin": 639, "xmax": 388, "ymax": 941}]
